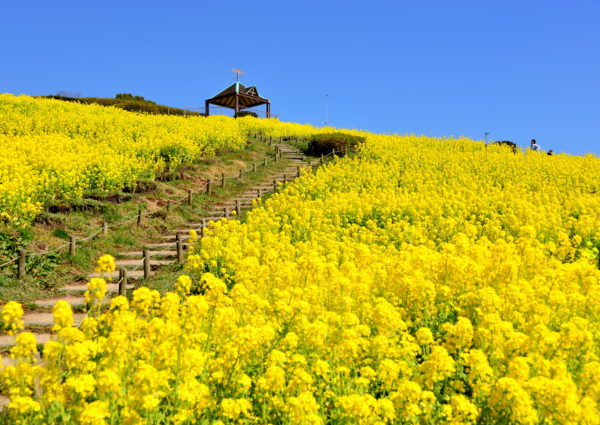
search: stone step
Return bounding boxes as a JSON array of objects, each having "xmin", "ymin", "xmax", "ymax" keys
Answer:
[
  {"xmin": 201, "ymin": 212, "xmax": 242, "ymax": 218},
  {"xmin": 144, "ymin": 242, "xmax": 182, "ymax": 249},
  {"xmin": 0, "ymin": 333, "xmax": 52, "ymax": 348},
  {"xmin": 224, "ymin": 195, "xmax": 258, "ymax": 200},
  {"xmin": 195, "ymin": 215, "xmax": 227, "ymax": 221},
  {"xmin": 22, "ymin": 312, "xmax": 86, "ymax": 327},
  {"xmin": 213, "ymin": 200, "xmax": 254, "ymax": 207},
  {"xmin": 252, "ymin": 183, "xmax": 273, "ymax": 188},
  {"xmin": 172, "ymin": 228, "xmax": 201, "ymax": 235},
  {"xmin": 35, "ymin": 295, "xmax": 89, "ymax": 309},
  {"xmin": 119, "ymin": 250, "xmax": 178, "ymax": 258},
  {"xmin": 161, "ymin": 234, "xmax": 192, "ymax": 241},
  {"xmin": 88, "ymin": 270, "xmax": 147, "ymax": 280},
  {"xmin": 63, "ymin": 282, "xmax": 135, "ymax": 293},
  {"xmin": 1, "ymin": 356, "xmax": 14, "ymax": 367},
  {"xmin": 115, "ymin": 259, "xmax": 174, "ymax": 267}
]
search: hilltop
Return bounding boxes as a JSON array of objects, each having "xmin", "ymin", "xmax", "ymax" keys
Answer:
[{"xmin": 42, "ymin": 92, "xmax": 200, "ymax": 116}]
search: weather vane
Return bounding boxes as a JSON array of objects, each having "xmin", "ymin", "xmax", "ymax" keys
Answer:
[{"xmin": 232, "ymin": 68, "xmax": 244, "ymax": 82}]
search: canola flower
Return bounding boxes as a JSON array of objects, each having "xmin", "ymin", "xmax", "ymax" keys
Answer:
[
  {"xmin": 1, "ymin": 132, "xmax": 599, "ymax": 424},
  {"xmin": 0, "ymin": 95, "xmax": 326, "ymax": 227}
]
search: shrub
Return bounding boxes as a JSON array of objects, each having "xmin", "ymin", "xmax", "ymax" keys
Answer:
[
  {"xmin": 235, "ymin": 111, "xmax": 259, "ymax": 118},
  {"xmin": 117, "ymin": 101, "xmax": 160, "ymax": 114},
  {"xmin": 306, "ymin": 132, "xmax": 365, "ymax": 156},
  {"xmin": 491, "ymin": 140, "xmax": 517, "ymax": 153}
]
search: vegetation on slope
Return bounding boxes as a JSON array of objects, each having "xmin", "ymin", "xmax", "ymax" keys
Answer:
[
  {"xmin": 1, "ymin": 132, "xmax": 599, "ymax": 424},
  {"xmin": 43, "ymin": 93, "xmax": 200, "ymax": 116}
]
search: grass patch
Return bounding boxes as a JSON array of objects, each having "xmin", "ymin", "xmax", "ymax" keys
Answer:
[{"xmin": 0, "ymin": 136, "xmax": 302, "ymax": 303}]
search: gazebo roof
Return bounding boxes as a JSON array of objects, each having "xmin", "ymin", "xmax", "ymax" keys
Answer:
[{"xmin": 206, "ymin": 82, "xmax": 269, "ymax": 109}]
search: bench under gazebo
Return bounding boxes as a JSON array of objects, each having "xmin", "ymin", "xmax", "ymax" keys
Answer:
[{"xmin": 205, "ymin": 82, "xmax": 270, "ymax": 118}]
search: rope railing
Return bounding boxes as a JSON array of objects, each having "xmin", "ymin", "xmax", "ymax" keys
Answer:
[
  {"xmin": 0, "ymin": 257, "xmax": 19, "ymax": 268},
  {"xmin": 0, "ymin": 135, "xmax": 339, "ymax": 279},
  {"xmin": 26, "ymin": 242, "xmax": 71, "ymax": 258}
]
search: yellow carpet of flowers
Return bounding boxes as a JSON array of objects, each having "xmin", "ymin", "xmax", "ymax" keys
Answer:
[
  {"xmin": 1, "ymin": 130, "xmax": 600, "ymax": 424},
  {"xmin": 0, "ymin": 95, "xmax": 322, "ymax": 227}
]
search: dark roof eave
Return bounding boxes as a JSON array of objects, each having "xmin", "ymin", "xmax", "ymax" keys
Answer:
[{"xmin": 206, "ymin": 93, "xmax": 269, "ymax": 104}]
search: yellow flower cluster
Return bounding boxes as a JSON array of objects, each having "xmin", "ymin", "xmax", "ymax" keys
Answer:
[
  {"xmin": 0, "ymin": 95, "xmax": 325, "ymax": 227},
  {"xmin": 1, "ymin": 301, "xmax": 24, "ymax": 335},
  {"xmin": 1, "ymin": 133, "xmax": 599, "ymax": 424}
]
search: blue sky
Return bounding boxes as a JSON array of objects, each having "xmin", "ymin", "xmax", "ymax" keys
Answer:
[{"xmin": 1, "ymin": 0, "xmax": 598, "ymax": 154}]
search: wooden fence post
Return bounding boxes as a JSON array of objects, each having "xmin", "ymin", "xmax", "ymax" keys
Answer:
[
  {"xmin": 235, "ymin": 199, "xmax": 241, "ymax": 216},
  {"xmin": 263, "ymin": 158, "xmax": 268, "ymax": 167},
  {"xmin": 320, "ymin": 154, "xmax": 324, "ymax": 164},
  {"xmin": 143, "ymin": 248, "xmax": 150, "ymax": 280},
  {"xmin": 200, "ymin": 219, "xmax": 206, "ymax": 237},
  {"xmin": 297, "ymin": 166, "xmax": 301, "ymax": 178},
  {"xmin": 257, "ymin": 188, "xmax": 262, "ymax": 198},
  {"xmin": 119, "ymin": 268, "xmax": 128, "ymax": 296},
  {"xmin": 187, "ymin": 190, "xmax": 192, "ymax": 206},
  {"xmin": 221, "ymin": 173, "xmax": 225, "ymax": 187},
  {"xmin": 332, "ymin": 148, "xmax": 336, "ymax": 157},
  {"xmin": 17, "ymin": 249, "xmax": 26, "ymax": 279},
  {"xmin": 206, "ymin": 179, "xmax": 212, "ymax": 195},
  {"xmin": 166, "ymin": 200, "xmax": 171, "ymax": 214},
  {"xmin": 239, "ymin": 169, "xmax": 244, "ymax": 181},
  {"xmin": 273, "ymin": 179, "xmax": 277, "ymax": 192},
  {"xmin": 176, "ymin": 234, "xmax": 184, "ymax": 264},
  {"xmin": 224, "ymin": 207, "xmax": 229, "ymax": 218},
  {"xmin": 69, "ymin": 236, "xmax": 76, "ymax": 256},
  {"xmin": 137, "ymin": 207, "xmax": 143, "ymax": 227},
  {"xmin": 253, "ymin": 163, "xmax": 257, "ymax": 172},
  {"xmin": 102, "ymin": 221, "xmax": 108, "ymax": 236}
]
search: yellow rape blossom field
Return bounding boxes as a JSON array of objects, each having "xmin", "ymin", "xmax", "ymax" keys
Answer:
[
  {"xmin": 0, "ymin": 95, "xmax": 324, "ymax": 227},
  {"xmin": 1, "ymin": 116, "xmax": 600, "ymax": 424}
]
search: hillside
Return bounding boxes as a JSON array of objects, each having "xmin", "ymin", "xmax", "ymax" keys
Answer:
[
  {"xmin": 43, "ymin": 93, "xmax": 201, "ymax": 116},
  {"xmin": 0, "ymin": 100, "xmax": 599, "ymax": 424},
  {"xmin": 0, "ymin": 94, "xmax": 325, "ymax": 229}
]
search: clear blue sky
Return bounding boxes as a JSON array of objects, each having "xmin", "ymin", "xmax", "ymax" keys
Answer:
[{"xmin": 1, "ymin": 0, "xmax": 598, "ymax": 154}]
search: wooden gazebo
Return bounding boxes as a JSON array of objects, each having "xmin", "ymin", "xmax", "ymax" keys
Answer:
[{"xmin": 205, "ymin": 82, "xmax": 270, "ymax": 117}]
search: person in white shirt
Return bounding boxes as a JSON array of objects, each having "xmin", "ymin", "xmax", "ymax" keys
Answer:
[{"xmin": 530, "ymin": 139, "xmax": 541, "ymax": 151}]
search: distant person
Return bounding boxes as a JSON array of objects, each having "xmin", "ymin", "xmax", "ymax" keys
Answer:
[
  {"xmin": 547, "ymin": 150, "xmax": 554, "ymax": 156},
  {"xmin": 530, "ymin": 139, "xmax": 541, "ymax": 151}
]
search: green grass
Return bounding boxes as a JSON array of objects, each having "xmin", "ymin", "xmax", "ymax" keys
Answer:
[{"xmin": 0, "ymin": 137, "xmax": 299, "ymax": 303}]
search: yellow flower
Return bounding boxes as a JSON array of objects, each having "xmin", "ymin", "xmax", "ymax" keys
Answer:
[
  {"xmin": 52, "ymin": 299, "xmax": 74, "ymax": 331},
  {"xmin": 420, "ymin": 346, "xmax": 455, "ymax": 389},
  {"xmin": 220, "ymin": 398, "xmax": 252, "ymax": 421},
  {"xmin": 8, "ymin": 395, "xmax": 41, "ymax": 414},
  {"xmin": 94, "ymin": 254, "xmax": 116, "ymax": 275},
  {"xmin": 1, "ymin": 301, "xmax": 24, "ymax": 335},
  {"xmin": 0, "ymin": 301, "xmax": 23, "ymax": 335},
  {"xmin": 175, "ymin": 274, "xmax": 193, "ymax": 295},
  {"xmin": 416, "ymin": 327, "xmax": 434, "ymax": 345},
  {"xmin": 84, "ymin": 277, "xmax": 107, "ymax": 304},
  {"xmin": 80, "ymin": 400, "xmax": 110, "ymax": 425},
  {"xmin": 66, "ymin": 374, "xmax": 96, "ymax": 398},
  {"xmin": 10, "ymin": 332, "xmax": 38, "ymax": 360}
]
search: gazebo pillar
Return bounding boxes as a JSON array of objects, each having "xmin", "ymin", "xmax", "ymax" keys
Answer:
[
  {"xmin": 235, "ymin": 94, "xmax": 240, "ymax": 116},
  {"xmin": 205, "ymin": 100, "xmax": 210, "ymax": 117},
  {"xmin": 266, "ymin": 102, "xmax": 270, "ymax": 118}
]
